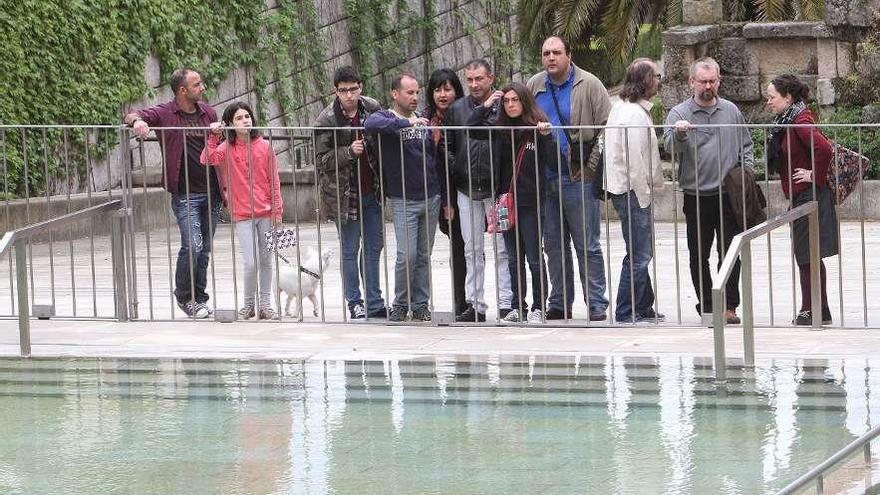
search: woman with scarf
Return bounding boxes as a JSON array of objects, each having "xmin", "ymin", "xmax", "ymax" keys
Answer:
[
  {"xmin": 424, "ymin": 68, "xmax": 467, "ymax": 316},
  {"xmin": 766, "ymin": 74, "xmax": 838, "ymax": 326}
]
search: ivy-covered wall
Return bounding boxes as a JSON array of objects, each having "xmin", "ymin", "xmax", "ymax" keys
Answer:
[{"xmin": 0, "ymin": 0, "xmax": 524, "ymax": 197}]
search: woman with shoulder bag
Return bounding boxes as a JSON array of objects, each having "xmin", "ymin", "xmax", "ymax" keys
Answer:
[
  {"xmin": 468, "ymin": 82, "xmax": 555, "ymax": 323},
  {"xmin": 766, "ymin": 74, "xmax": 838, "ymax": 326}
]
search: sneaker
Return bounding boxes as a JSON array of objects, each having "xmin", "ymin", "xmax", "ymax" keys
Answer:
[
  {"xmin": 258, "ymin": 307, "xmax": 279, "ymax": 320},
  {"xmin": 527, "ymin": 309, "xmax": 544, "ymax": 324},
  {"xmin": 238, "ymin": 304, "xmax": 255, "ymax": 320},
  {"xmin": 725, "ymin": 309, "xmax": 741, "ymax": 325},
  {"xmin": 411, "ymin": 307, "xmax": 432, "ymax": 322},
  {"xmin": 793, "ymin": 310, "xmax": 813, "ymax": 326},
  {"xmin": 502, "ymin": 309, "xmax": 523, "ymax": 323},
  {"xmin": 498, "ymin": 308, "xmax": 513, "ymax": 319},
  {"xmin": 636, "ymin": 309, "xmax": 666, "ymax": 323},
  {"xmin": 179, "ymin": 300, "xmax": 209, "ymax": 319},
  {"xmin": 589, "ymin": 310, "xmax": 607, "ymax": 322},
  {"xmin": 198, "ymin": 302, "xmax": 214, "ymax": 316},
  {"xmin": 455, "ymin": 306, "xmax": 486, "ymax": 322},
  {"xmin": 388, "ymin": 306, "xmax": 409, "ymax": 322},
  {"xmin": 545, "ymin": 308, "xmax": 572, "ymax": 320},
  {"xmin": 350, "ymin": 303, "xmax": 366, "ymax": 320},
  {"xmin": 367, "ymin": 307, "xmax": 390, "ymax": 319}
]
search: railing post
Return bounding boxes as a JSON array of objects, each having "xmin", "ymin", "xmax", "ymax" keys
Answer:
[
  {"xmin": 741, "ymin": 242, "xmax": 755, "ymax": 367},
  {"xmin": 808, "ymin": 203, "xmax": 821, "ymax": 330},
  {"xmin": 15, "ymin": 238, "xmax": 31, "ymax": 357},
  {"xmin": 816, "ymin": 474, "xmax": 824, "ymax": 495},
  {"xmin": 111, "ymin": 210, "xmax": 128, "ymax": 322},
  {"xmin": 712, "ymin": 287, "xmax": 726, "ymax": 384}
]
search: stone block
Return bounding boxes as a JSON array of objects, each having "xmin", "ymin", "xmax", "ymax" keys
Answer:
[
  {"xmin": 682, "ymin": 0, "xmax": 723, "ymax": 25},
  {"xmin": 719, "ymin": 23, "xmax": 746, "ymax": 38},
  {"xmin": 817, "ymin": 39, "xmax": 839, "ymax": 78},
  {"xmin": 856, "ymin": 48, "xmax": 880, "ymax": 73},
  {"xmin": 660, "ymin": 80, "xmax": 693, "ymax": 109},
  {"xmin": 742, "ymin": 21, "xmax": 832, "ymax": 39},
  {"xmin": 719, "ymin": 75, "xmax": 761, "ymax": 101},
  {"xmin": 825, "ymin": 0, "xmax": 880, "ymax": 28},
  {"xmin": 816, "ymin": 78, "xmax": 836, "ymax": 105},
  {"xmin": 836, "ymin": 41, "xmax": 854, "ymax": 75},
  {"xmin": 750, "ymin": 39, "xmax": 817, "ymax": 75},
  {"xmin": 661, "ymin": 45, "xmax": 696, "ymax": 80},
  {"xmin": 662, "ymin": 25, "xmax": 720, "ymax": 46},
  {"xmin": 716, "ymin": 38, "xmax": 759, "ymax": 76}
]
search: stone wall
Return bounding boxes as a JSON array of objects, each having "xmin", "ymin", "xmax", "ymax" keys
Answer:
[{"xmin": 660, "ymin": 0, "xmax": 879, "ymax": 117}]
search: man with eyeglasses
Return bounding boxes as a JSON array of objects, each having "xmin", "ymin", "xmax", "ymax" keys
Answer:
[
  {"xmin": 314, "ymin": 66, "xmax": 387, "ymax": 320},
  {"xmin": 527, "ymin": 36, "xmax": 612, "ymax": 322},
  {"xmin": 664, "ymin": 57, "xmax": 754, "ymax": 325},
  {"xmin": 123, "ymin": 68, "xmax": 220, "ymax": 319}
]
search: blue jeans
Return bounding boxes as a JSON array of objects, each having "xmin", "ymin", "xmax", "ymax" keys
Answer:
[
  {"xmin": 389, "ymin": 195, "xmax": 440, "ymax": 311},
  {"xmin": 171, "ymin": 192, "xmax": 222, "ymax": 305},
  {"xmin": 503, "ymin": 206, "xmax": 546, "ymax": 312},
  {"xmin": 611, "ymin": 193, "xmax": 655, "ymax": 322},
  {"xmin": 336, "ymin": 192, "xmax": 386, "ymax": 313},
  {"xmin": 543, "ymin": 177, "xmax": 608, "ymax": 313}
]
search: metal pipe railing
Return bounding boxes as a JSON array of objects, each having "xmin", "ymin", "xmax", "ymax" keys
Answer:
[
  {"xmin": 0, "ymin": 199, "xmax": 126, "ymax": 357},
  {"xmin": 711, "ymin": 201, "xmax": 819, "ymax": 383},
  {"xmin": 775, "ymin": 423, "xmax": 880, "ymax": 495}
]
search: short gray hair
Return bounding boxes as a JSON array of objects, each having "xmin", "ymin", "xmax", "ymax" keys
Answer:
[{"xmin": 689, "ymin": 57, "xmax": 720, "ymax": 79}]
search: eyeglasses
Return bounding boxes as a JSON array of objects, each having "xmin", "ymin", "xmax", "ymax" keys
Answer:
[
  {"xmin": 695, "ymin": 79, "xmax": 718, "ymax": 86},
  {"xmin": 336, "ymin": 86, "xmax": 361, "ymax": 95}
]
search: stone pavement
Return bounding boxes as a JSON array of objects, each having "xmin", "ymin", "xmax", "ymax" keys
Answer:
[{"xmin": 2, "ymin": 219, "xmax": 880, "ymax": 360}]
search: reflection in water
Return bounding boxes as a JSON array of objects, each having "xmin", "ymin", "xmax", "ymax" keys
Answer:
[
  {"xmin": 1, "ymin": 355, "xmax": 877, "ymax": 494},
  {"xmin": 757, "ymin": 360, "xmax": 802, "ymax": 486},
  {"xmin": 289, "ymin": 360, "xmax": 347, "ymax": 494},
  {"xmin": 659, "ymin": 356, "xmax": 696, "ymax": 495}
]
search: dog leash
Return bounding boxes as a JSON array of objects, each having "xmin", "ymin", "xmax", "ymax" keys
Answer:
[{"xmin": 274, "ymin": 252, "xmax": 321, "ymax": 280}]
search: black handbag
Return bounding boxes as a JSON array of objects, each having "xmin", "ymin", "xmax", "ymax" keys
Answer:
[{"xmin": 548, "ymin": 83, "xmax": 604, "ymax": 186}]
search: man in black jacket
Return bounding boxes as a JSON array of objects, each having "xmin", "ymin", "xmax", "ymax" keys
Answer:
[
  {"xmin": 314, "ymin": 66, "xmax": 387, "ymax": 320},
  {"xmin": 448, "ymin": 59, "xmax": 513, "ymax": 322}
]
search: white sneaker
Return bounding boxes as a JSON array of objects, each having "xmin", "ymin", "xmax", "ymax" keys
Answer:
[
  {"xmin": 178, "ymin": 300, "xmax": 209, "ymax": 319},
  {"xmin": 502, "ymin": 309, "xmax": 522, "ymax": 322},
  {"xmin": 527, "ymin": 309, "xmax": 544, "ymax": 324}
]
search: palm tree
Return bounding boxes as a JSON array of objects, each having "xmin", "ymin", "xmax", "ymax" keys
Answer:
[{"xmin": 517, "ymin": 0, "xmax": 824, "ymax": 71}]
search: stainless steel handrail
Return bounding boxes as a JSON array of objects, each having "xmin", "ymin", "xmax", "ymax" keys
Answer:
[
  {"xmin": 711, "ymin": 200, "xmax": 820, "ymax": 383},
  {"xmin": 775, "ymin": 423, "xmax": 880, "ymax": 495},
  {"xmin": 0, "ymin": 199, "xmax": 127, "ymax": 357}
]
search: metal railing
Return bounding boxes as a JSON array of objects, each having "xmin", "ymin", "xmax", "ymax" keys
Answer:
[
  {"xmin": 711, "ymin": 201, "xmax": 820, "ymax": 383},
  {"xmin": 0, "ymin": 199, "xmax": 127, "ymax": 356},
  {"xmin": 776, "ymin": 423, "xmax": 880, "ymax": 495},
  {"xmin": 1, "ymin": 122, "xmax": 878, "ymax": 327}
]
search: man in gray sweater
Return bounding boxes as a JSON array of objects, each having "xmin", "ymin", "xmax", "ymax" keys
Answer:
[{"xmin": 664, "ymin": 57, "xmax": 754, "ymax": 324}]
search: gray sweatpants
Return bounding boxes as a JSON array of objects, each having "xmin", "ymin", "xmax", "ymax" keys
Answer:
[{"xmin": 234, "ymin": 217, "xmax": 274, "ymax": 308}]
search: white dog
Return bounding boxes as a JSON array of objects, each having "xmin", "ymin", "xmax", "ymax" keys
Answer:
[{"xmin": 276, "ymin": 247, "xmax": 334, "ymax": 318}]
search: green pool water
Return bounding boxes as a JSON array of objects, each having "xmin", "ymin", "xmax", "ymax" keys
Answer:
[{"xmin": 1, "ymin": 355, "xmax": 878, "ymax": 494}]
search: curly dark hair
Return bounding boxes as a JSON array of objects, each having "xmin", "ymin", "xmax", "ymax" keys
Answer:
[
  {"xmin": 221, "ymin": 101, "xmax": 260, "ymax": 144},
  {"xmin": 770, "ymin": 74, "xmax": 811, "ymax": 103}
]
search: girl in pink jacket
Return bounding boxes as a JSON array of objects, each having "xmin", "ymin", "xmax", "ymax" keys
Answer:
[{"xmin": 202, "ymin": 102, "xmax": 283, "ymax": 320}]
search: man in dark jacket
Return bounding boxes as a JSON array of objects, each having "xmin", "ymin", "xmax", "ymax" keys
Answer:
[
  {"xmin": 364, "ymin": 73, "xmax": 443, "ymax": 322},
  {"xmin": 447, "ymin": 59, "xmax": 513, "ymax": 322},
  {"xmin": 314, "ymin": 66, "xmax": 387, "ymax": 320}
]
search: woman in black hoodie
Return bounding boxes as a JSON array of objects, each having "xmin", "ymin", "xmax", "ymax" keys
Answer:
[{"xmin": 468, "ymin": 82, "xmax": 556, "ymax": 323}]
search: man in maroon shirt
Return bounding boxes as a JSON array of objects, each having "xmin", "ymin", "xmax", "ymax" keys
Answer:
[{"xmin": 123, "ymin": 68, "xmax": 220, "ymax": 319}]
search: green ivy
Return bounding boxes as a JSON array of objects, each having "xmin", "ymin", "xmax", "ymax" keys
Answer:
[{"xmin": 0, "ymin": 0, "xmax": 325, "ymax": 197}]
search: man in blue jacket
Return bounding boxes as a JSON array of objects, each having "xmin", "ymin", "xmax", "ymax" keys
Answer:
[{"xmin": 365, "ymin": 73, "xmax": 446, "ymax": 322}]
